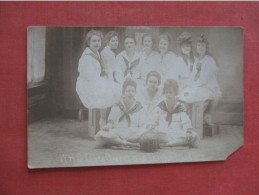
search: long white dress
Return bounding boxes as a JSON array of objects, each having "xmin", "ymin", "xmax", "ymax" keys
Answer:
[
  {"xmin": 76, "ymin": 48, "xmax": 121, "ymax": 109},
  {"xmin": 148, "ymin": 100, "xmax": 199, "ymax": 144},
  {"xmin": 100, "ymin": 45, "xmax": 116, "ymax": 81},
  {"xmin": 115, "ymin": 50, "xmax": 142, "ymax": 84},
  {"xmin": 158, "ymin": 51, "xmax": 178, "ymax": 82},
  {"xmin": 95, "ymin": 99, "xmax": 148, "ymax": 143},
  {"xmin": 178, "ymin": 55, "xmax": 222, "ymax": 103},
  {"xmin": 139, "ymin": 51, "xmax": 161, "ymax": 82}
]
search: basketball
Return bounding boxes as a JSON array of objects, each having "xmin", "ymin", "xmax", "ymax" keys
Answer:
[{"xmin": 139, "ymin": 131, "xmax": 160, "ymax": 153}]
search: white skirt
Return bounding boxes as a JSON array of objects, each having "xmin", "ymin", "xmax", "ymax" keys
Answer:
[
  {"xmin": 76, "ymin": 77, "xmax": 121, "ymax": 109},
  {"xmin": 178, "ymin": 87, "xmax": 221, "ymax": 104}
]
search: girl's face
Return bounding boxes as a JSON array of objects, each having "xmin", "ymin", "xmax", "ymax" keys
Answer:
[
  {"xmin": 124, "ymin": 85, "xmax": 136, "ymax": 99},
  {"xmin": 124, "ymin": 38, "xmax": 136, "ymax": 53},
  {"xmin": 181, "ymin": 42, "xmax": 191, "ymax": 56},
  {"xmin": 108, "ymin": 36, "xmax": 119, "ymax": 50},
  {"xmin": 165, "ymin": 88, "xmax": 176, "ymax": 100},
  {"xmin": 89, "ymin": 35, "xmax": 102, "ymax": 52},
  {"xmin": 159, "ymin": 38, "xmax": 169, "ymax": 54},
  {"xmin": 143, "ymin": 36, "xmax": 153, "ymax": 51},
  {"xmin": 197, "ymin": 42, "xmax": 206, "ymax": 56},
  {"xmin": 147, "ymin": 76, "xmax": 159, "ymax": 91}
]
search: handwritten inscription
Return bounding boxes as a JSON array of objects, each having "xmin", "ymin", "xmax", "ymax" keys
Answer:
[{"xmin": 59, "ymin": 152, "xmax": 163, "ymax": 165}]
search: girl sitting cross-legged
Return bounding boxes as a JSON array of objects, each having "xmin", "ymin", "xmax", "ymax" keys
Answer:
[
  {"xmin": 136, "ymin": 71, "xmax": 163, "ymax": 116},
  {"xmin": 148, "ymin": 79, "xmax": 199, "ymax": 147},
  {"xmin": 95, "ymin": 78, "xmax": 148, "ymax": 148}
]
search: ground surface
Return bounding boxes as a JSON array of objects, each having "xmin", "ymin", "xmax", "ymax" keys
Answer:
[{"xmin": 28, "ymin": 118, "xmax": 243, "ymax": 169}]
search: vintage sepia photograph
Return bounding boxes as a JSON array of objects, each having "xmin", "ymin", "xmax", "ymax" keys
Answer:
[{"xmin": 27, "ymin": 26, "xmax": 243, "ymax": 168}]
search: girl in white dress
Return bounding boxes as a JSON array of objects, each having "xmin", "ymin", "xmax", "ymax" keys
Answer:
[
  {"xmin": 179, "ymin": 34, "xmax": 222, "ymax": 125},
  {"xmin": 95, "ymin": 79, "xmax": 147, "ymax": 147},
  {"xmin": 179, "ymin": 34, "xmax": 221, "ymax": 102},
  {"xmin": 139, "ymin": 34, "xmax": 160, "ymax": 83},
  {"xmin": 115, "ymin": 34, "xmax": 142, "ymax": 84},
  {"xmin": 157, "ymin": 34, "xmax": 178, "ymax": 82},
  {"xmin": 148, "ymin": 79, "xmax": 199, "ymax": 147},
  {"xmin": 174, "ymin": 32, "xmax": 197, "ymax": 94},
  {"xmin": 136, "ymin": 71, "xmax": 163, "ymax": 117},
  {"xmin": 101, "ymin": 31, "xmax": 119, "ymax": 81},
  {"xmin": 76, "ymin": 30, "xmax": 121, "ymax": 128}
]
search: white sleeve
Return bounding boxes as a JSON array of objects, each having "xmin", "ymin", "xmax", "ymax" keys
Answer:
[
  {"xmin": 114, "ymin": 55, "xmax": 125, "ymax": 84},
  {"xmin": 180, "ymin": 112, "xmax": 193, "ymax": 131},
  {"xmin": 138, "ymin": 55, "xmax": 146, "ymax": 80},
  {"xmin": 101, "ymin": 49, "xmax": 116, "ymax": 79},
  {"xmin": 164, "ymin": 61, "xmax": 179, "ymax": 82},
  {"xmin": 101, "ymin": 50, "xmax": 108, "ymax": 69},
  {"xmin": 78, "ymin": 55, "xmax": 100, "ymax": 80},
  {"xmin": 133, "ymin": 60, "xmax": 142, "ymax": 80},
  {"xmin": 101, "ymin": 50, "xmax": 114, "ymax": 67},
  {"xmin": 195, "ymin": 57, "xmax": 218, "ymax": 87}
]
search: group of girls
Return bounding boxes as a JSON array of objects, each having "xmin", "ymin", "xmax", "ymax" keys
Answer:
[{"xmin": 76, "ymin": 29, "xmax": 222, "ymax": 149}]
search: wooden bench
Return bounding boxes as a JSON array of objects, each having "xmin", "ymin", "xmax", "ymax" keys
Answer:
[
  {"xmin": 87, "ymin": 109, "xmax": 101, "ymax": 139},
  {"xmin": 189, "ymin": 101, "xmax": 219, "ymax": 139},
  {"xmin": 189, "ymin": 101, "xmax": 204, "ymax": 139},
  {"xmin": 78, "ymin": 108, "xmax": 101, "ymax": 139}
]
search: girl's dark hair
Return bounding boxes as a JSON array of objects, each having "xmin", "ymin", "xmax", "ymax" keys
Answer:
[
  {"xmin": 146, "ymin": 71, "xmax": 161, "ymax": 86},
  {"xmin": 104, "ymin": 31, "xmax": 119, "ymax": 45},
  {"xmin": 122, "ymin": 78, "xmax": 137, "ymax": 95},
  {"xmin": 176, "ymin": 32, "xmax": 195, "ymax": 65},
  {"xmin": 159, "ymin": 34, "xmax": 171, "ymax": 45},
  {"xmin": 142, "ymin": 33, "xmax": 155, "ymax": 47},
  {"xmin": 124, "ymin": 33, "xmax": 137, "ymax": 44},
  {"xmin": 163, "ymin": 79, "xmax": 179, "ymax": 94},
  {"xmin": 85, "ymin": 30, "xmax": 103, "ymax": 47},
  {"xmin": 197, "ymin": 34, "xmax": 209, "ymax": 55}
]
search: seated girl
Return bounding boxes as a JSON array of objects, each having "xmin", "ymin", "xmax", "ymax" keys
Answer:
[
  {"xmin": 95, "ymin": 78, "xmax": 148, "ymax": 148},
  {"xmin": 177, "ymin": 34, "xmax": 222, "ymax": 125},
  {"xmin": 76, "ymin": 30, "xmax": 121, "ymax": 128},
  {"xmin": 174, "ymin": 32, "xmax": 197, "ymax": 93},
  {"xmin": 148, "ymin": 79, "xmax": 199, "ymax": 147}
]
